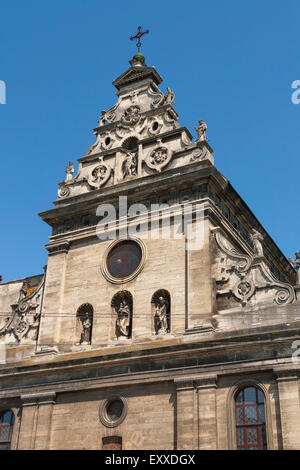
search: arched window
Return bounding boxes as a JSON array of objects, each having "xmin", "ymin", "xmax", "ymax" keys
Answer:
[
  {"xmin": 235, "ymin": 386, "xmax": 267, "ymax": 450},
  {"xmin": 76, "ymin": 303, "xmax": 93, "ymax": 345},
  {"xmin": 0, "ymin": 410, "xmax": 15, "ymax": 450}
]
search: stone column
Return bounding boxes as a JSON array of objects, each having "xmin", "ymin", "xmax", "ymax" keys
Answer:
[
  {"xmin": 174, "ymin": 378, "xmax": 195, "ymax": 450},
  {"xmin": 19, "ymin": 392, "xmax": 56, "ymax": 450},
  {"xmin": 195, "ymin": 375, "xmax": 217, "ymax": 450},
  {"xmin": 274, "ymin": 369, "xmax": 300, "ymax": 450}
]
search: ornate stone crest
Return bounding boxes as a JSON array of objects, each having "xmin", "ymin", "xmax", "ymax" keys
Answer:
[
  {"xmin": 120, "ymin": 105, "xmax": 141, "ymax": 129},
  {"xmin": 87, "ymin": 160, "xmax": 111, "ymax": 189},
  {"xmin": 0, "ymin": 277, "xmax": 45, "ymax": 342},
  {"xmin": 146, "ymin": 143, "xmax": 172, "ymax": 172}
]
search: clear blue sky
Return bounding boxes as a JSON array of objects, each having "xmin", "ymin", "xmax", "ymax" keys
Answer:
[{"xmin": 0, "ymin": 0, "xmax": 299, "ymax": 282}]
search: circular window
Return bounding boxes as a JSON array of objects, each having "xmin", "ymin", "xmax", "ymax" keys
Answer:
[
  {"xmin": 102, "ymin": 239, "xmax": 146, "ymax": 284},
  {"xmin": 99, "ymin": 397, "xmax": 127, "ymax": 428},
  {"xmin": 106, "ymin": 400, "xmax": 124, "ymax": 421}
]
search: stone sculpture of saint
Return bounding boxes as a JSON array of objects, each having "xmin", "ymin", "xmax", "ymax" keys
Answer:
[
  {"xmin": 250, "ymin": 229, "xmax": 264, "ymax": 257},
  {"xmin": 98, "ymin": 110, "xmax": 107, "ymax": 126},
  {"xmin": 122, "ymin": 152, "xmax": 137, "ymax": 178},
  {"xmin": 164, "ymin": 87, "xmax": 175, "ymax": 105},
  {"xmin": 80, "ymin": 315, "xmax": 92, "ymax": 344},
  {"xmin": 194, "ymin": 120, "xmax": 207, "ymax": 143},
  {"xmin": 116, "ymin": 300, "xmax": 131, "ymax": 338},
  {"xmin": 295, "ymin": 252, "xmax": 300, "ymax": 285},
  {"xmin": 154, "ymin": 296, "xmax": 169, "ymax": 335},
  {"xmin": 65, "ymin": 161, "xmax": 74, "ymax": 182}
]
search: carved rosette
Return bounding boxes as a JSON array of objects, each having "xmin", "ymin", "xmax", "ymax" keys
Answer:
[
  {"xmin": 87, "ymin": 161, "xmax": 111, "ymax": 189},
  {"xmin": 233, "ymin": 279, "xmax": 255, "ymax": 304},
  {"xmin": 146, "ymin": 145, "xmax": 172, "ymax": 172}
]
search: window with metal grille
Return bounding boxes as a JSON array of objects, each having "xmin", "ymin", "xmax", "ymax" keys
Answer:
[
  {"xmin": 235, "ymin": 387, "xmax": 267, "ymax": 450},
  {"xmin": 0, "ymin": 411, "xmax": 15, "ymax": 450}
]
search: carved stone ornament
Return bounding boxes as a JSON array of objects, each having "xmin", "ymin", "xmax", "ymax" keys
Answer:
[
  {"xmin": 214, "ymin": 228, "xmax": 295, "ymax": 306},
  {"xmin": 87, "ymin": 160, "xmax": 111, "ymax": 189},
  {"xmin": 119, "ymin": 105, "xmax": 141, "ymax": 129},
  {"xmin": 146, "ymin": 144, "xmax": 172, "ymax": 172},
  {"xmin": 65, "ymin": 161, "xmax": 74, "ymax": 182},
  {"xmin": 58, "ymin": 185, "xmax": 71, "ymax": 199},
  {"xmin": 190, "ymin": 145, "xmax": 209, "ymax": 162},
  {"xmin": 121, "ymin": 150, "xmax": 137, "ymax": 178},
  {"xmin": 194, "ymin": 120, "xmax": 208, "ymax": 143},
  {"xmin": 0, "ymin": 276, "xmax": 45, "ymax": 342},
  {"xmin": 295, "ymin": 252, "xmax": 300, "ymax": 285}
]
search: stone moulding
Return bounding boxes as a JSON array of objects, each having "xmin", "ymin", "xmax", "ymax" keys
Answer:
[{"xmin": 214, "ymin": 228, "xmax": 295, "ymax": 306}]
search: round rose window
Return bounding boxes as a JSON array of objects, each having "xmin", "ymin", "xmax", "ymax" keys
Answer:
[{"xmin": 106, "ymin": 240, "xmax": 143, "ymax": 280}]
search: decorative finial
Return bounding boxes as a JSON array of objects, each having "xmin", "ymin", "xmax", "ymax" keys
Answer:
[{"xmin": 130, "ymin": 26, "xmax": 149, "ymax": 53}]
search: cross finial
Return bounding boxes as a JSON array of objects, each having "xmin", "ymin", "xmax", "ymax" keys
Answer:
[{"xmin": 130, "ymin": 26, "xmax": 149, "ymax": 53}]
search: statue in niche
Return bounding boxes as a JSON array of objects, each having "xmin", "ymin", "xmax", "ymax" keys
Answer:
[
  {"xmin": 250, "ymin": 228, "xmax": 264, "ymax": 257},
  {"xmin": 154, "ymin": 296, "xmax": 169, "ymax": 335},
  {"xmin": 116, "ymin": 300, "xmax": 131, "ymax": 338},
  {"xmin": 79, "ymin": 314, "xmax": 92, "ymax": 344},
  {"xmin": 194, "ymin": 120, "xmax": 208, "ymax": 143},
  {"xmin": 122, "ymin": 151, "xmax": 137, "ymax": 178},
  {"xmin": 65, "ymin": 161, "xmax": 74, "ymax": 182}
]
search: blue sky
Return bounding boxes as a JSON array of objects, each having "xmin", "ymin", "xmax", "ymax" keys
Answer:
[{"xmin": 0, "ymin": 0, "xmax": 299, "ymax": 282}]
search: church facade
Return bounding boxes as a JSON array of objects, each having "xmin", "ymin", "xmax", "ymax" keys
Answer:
[{"xmin": 0, "ymin": 48, "xmax": 300, "ymax": 451}]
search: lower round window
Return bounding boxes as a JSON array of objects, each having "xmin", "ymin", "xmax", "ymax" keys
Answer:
[
  {"xmin": 101, "ymin": 238, "xmax": 146, "ymax": 284},
  {"xmin": 99, "ymin": 397, "xmax": 127, "ymax": 428}
]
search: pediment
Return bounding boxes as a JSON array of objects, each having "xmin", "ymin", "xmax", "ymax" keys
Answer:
[{"xmin": 113, "ymin": 66, "xmax": 162, "ymax": 90}]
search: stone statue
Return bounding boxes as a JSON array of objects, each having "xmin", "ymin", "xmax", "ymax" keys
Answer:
[
  {"xmin": 65, "ymin": 161, "xmax": 74, "ymax": 182},
  {"xmin": 98, "ymin": 110, "xmax": 107, "ymax": 126},
  {"xmin": 295, "ymin": 252, "xmax": 300, "ymax": 285},
  {"xmin": 122, "ymin": 151, "xmax": 137, "ymax": 178},
  {"xmin": 250, "ymin": 229, "xmax": 264, "ymax": 257},
  {"xmin": 79, "ymin": 314, "xmax": 92, "ymax": 344},
  {"xmin": 194, "ymin": 120, "xmax": 207, "ymax": 143},
  {"xmin": 116, "ymin": 300, "xmax": 131, "ymax": 338},
  {"xmin": 154, "ymin": 296, "xmax": 169, "ymax": 335},
  {"xmin": 164, "ymin": 87, "xmax": 175, "ymax": 105}
]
